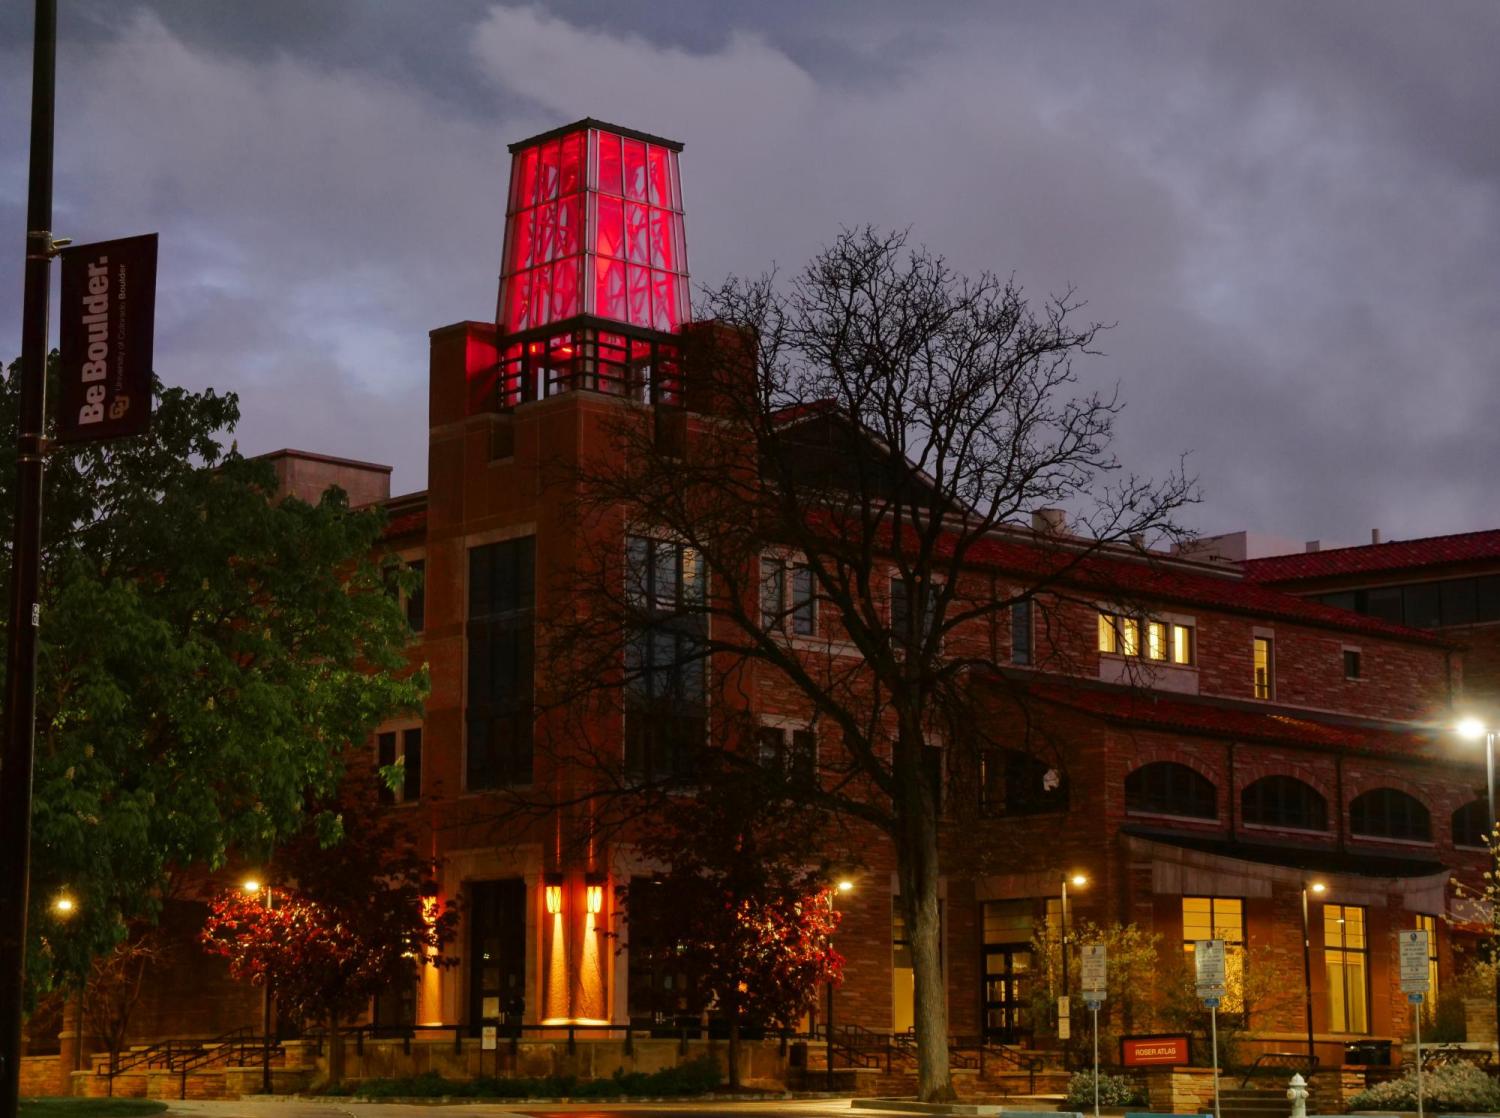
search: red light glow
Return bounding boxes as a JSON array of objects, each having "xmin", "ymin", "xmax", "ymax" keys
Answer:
[{"xmin": 498, "ymin": 124, "xmax": 689, "ymax": 336}]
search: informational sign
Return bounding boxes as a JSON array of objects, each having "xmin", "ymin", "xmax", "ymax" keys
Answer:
[
  {"xmin": 1195, "ymin": 939, "xmax": 1227, "ymax": 1000},
  {"xmin": 1121, "ymin": 1034, "xmax": 1193, "ymax": 1067},
  {"xmin": 1057, "ymin": 995, "xmax": 1071, "ymax": 1039},
  {"xmin": 481, "ymin": 1025, "xmax": 497, "ymax": 1051},
  {"xmin": 56, "ymin": 233, "xmax": 157, "ymax": 444},
  {"xmin": 482, "ymin": 996, "xmax": 501, "ymax": 1018},
  {"xmin": 1400, "ymin": 930, "xmax": 1431, "ymax": 995},
  {"xmin": 1081, "ymin": 943, "xmax": 1108, "ymax": 1000}
]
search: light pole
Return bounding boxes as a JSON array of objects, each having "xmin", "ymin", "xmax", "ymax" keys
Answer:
[
  {"xmin": 1456, "ymin": 717, "xmax": 1499, "ymax": 1042},
  {"xmin": 243, "ymin": 879, "xmax": 273, "ymax": 1095},
  {"xmin": 1060, "ymin": 873, "xmax": 1088, "ymax": 1046},
  {"xmin": 827, "ymin": 878, "xmax": 853, "ymax": 1093},
  {"xmin": 1300, "ymin": 881, "xmax": 1326, "ymax": 1073}
]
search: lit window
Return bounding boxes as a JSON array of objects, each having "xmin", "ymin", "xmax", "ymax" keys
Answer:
[
  {"xmin": 1147, "ymin": 621, "xmax": 1168, "ymax": 661},
  {"xmin": 1182, "ymin": 897, "xmax": 1245, "ymax": 1013},
  {"xmin": 1417, "ymin": 914, "xmax": 1439, "ymax": 1024},
  {"xmin": 1253, "ymin": 637, "xmax": 1273, "ymax": 699},
  {"xmin": 1098, "ymin": 612, "xmax": 1140, "ymax": 656},
  {"xmin": 1325, "ymin": 904, "xmax": 1369, "ymax": 1033},
  {"xmin": 1172, "ymin": 625, "xmax": 1195, "ymax": 665},
  {"xmin": 1098, "ymin": 613, "xmax": 1119, "ymax": 654}
]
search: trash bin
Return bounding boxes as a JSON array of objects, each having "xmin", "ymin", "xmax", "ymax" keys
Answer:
[{"xmin": 1344, "ymin": 1039, "xmax": 1393, "ymax": 1066}]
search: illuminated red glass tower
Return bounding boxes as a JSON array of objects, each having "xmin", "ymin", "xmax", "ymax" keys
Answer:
[{"xmin": 495, "ymin": 120, "xmax": 689, "ymax": 407}]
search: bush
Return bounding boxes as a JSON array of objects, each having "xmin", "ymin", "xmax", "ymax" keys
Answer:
[
  {"xmin": 344, "ymin": 1056, "xmax": 724, "ymax": 1099},
  {"xmin": 1348, "ymin": 1061, "xmax": 1500, "ymax": 1113},
  {"xmin": 1066, "ymin": 1070, "xmax": 1144, "ymax": 1108}
]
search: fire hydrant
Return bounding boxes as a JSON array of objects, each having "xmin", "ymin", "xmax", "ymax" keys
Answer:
[{"xmin": 1287, "ymin": 1072, "xmax": 1309, "ymax": 1118}]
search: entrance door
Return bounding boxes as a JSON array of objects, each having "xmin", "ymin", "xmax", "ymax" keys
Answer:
[
  {"xmin": 469, "ymin": 879, "xmax": 526, "ymax": 1032},
  {"xmin": 982, "ymin": 945, "xmax": 1032, "ymax": 1043}
]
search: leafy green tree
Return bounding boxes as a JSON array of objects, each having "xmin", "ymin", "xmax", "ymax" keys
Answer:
[{"xmin": 2, "ymin": 357, "xmax": 426, "ymax": 1003}]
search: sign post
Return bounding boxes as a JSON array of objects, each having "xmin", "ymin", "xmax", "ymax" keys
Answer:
[
  {"xmin": 1082, "ymin": 944, "xmax": 1107, "ymax": 1118},
  {"xmin": 1400, "ymin": 930, "xmax": 1431, "ymax": 1118},
  {"xmin": 1195, "ymin": 939, "xmax": 1227, "ymax": 1118}
]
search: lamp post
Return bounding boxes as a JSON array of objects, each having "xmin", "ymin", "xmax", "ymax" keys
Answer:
[
  {"xmin": 243, "ymin": 879, "xmax": 273, "ymax": 1095},
  {"xmin": 827, "ymin": 878, "xmax": 853, "ymax": 1092},
  {"xmin": 1456, "ymin": 718, "xmax": 1499, "ymax": 1043},
  {"xmin": 1060, "ymin": 873, "xmax": 1087, "ymax": 1045},
  {"xmin": 1300, "ymin": 881, "xmax": 1326, "ymax": 1073}
]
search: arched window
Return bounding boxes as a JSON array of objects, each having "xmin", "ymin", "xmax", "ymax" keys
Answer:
[
  {"xmin": 1453, "ymin": 800, "xmax": 1491, "ymax": 848},
  {"xmin": 1125, "ymin": 762, "xmax": 1217, "ymax": 819},
  {"xmin": 1350, "ymin": 788, "xmax": 1431, "ymax": 842},
  {"xmin": 1241, "ymin": 776, "xmax": 1328, "ymax": 831}
]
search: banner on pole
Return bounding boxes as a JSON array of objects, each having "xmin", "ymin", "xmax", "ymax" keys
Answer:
[{"xmin": 56, "ymin": 233, "xmax": 157, "ymax": 444}]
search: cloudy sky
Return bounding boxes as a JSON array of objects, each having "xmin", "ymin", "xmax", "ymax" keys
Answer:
[{"xmin": 1, "ymin": 2, "xmax": 1496, "ymax": 546}]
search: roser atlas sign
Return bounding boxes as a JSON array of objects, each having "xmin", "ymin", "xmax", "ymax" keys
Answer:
[{"xmin": 55, "ymin": 233, "xmax": 157, "ymax": 443}]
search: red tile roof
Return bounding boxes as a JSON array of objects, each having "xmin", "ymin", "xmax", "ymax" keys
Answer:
[
  {"xmin": 960, "ymin": 534, "xmax": 1451, "ymax": 647},
  {"xmin": 381, "ymin": 493, "xmax": 427, "ymax": 541},
  {"xmin": 1243, "ymin": 529, "xmax": 1500, "ymax": 585},
  {"xmin": 1018, "ymin": 680, "xmax": 1453, "ymax": 761}
]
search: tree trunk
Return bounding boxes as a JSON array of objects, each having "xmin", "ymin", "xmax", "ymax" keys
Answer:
[
  {"xmin": 325, "ymin": 1012, "xmax": 345, "ymax": 1086},
  {"xmin": 897, "ymin": 782, "xmax": 955, "ymax": 1102}
]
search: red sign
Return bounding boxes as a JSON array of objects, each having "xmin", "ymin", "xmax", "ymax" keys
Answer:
[
  {"xmin": 1122, "ymin": 1034, "xmax": 1192, "ymax": 1066},
  {"xmin": 56, "ymin": 233, "xmax": 157, "ymax": 444}
]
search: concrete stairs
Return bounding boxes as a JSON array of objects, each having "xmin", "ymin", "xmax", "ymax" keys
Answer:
[{"xmin": 1218, "ymin": 1083, "xmax": 1321, "ymax": 1118}]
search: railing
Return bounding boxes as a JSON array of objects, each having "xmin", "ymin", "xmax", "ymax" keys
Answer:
[
  {"xmin": 1238, "ymin": 1051, "xmax": 1319, "ymax": 1088},
  {"xmin": 950, "ymin": 1035, "xmax": 1043, "ymax": 1093},
  {"xmin": 96, "ymin": 1026, "xmax": 282, "ymax": 1098},
  {"xmin": 1422, "ymin": 1043, "xmax": 1494, "ymax": 1071},
  {"xmin": 319, "ymin": 1019, "xmax": 762, "ymax": 1061}
]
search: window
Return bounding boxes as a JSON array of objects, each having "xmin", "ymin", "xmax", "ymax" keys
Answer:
[
  {"xmin": 626, "ymin": 536, "xmax": 707, "ymax": 782},
  {"xmin": 1241, "ymin": 775, "xmax": 1327, "ymax": 831},
  {"xmin": 891, "ymin": 575, "xmax": 939, "ymax": 648},
  {"xmin": 626, "ymin": 876, "xmax": 706, "ymax": 1025},
  {"xmin": 1417, "ymin": 914, "xmax": 1440, "ymax": 1023},
  {"xmin": 1098, "ymin": 612, "xmax": 1193, "ymax": 665},
  {"xmin": 755, "ymin": 725, "xmax": 816, "ymax": 784},
  {"xmin": 761, "ymin": 557, "xmax": 816, "ymax": 636},
  {"xmin": 1253, "ymin": 637, "xmax": 1273, "ymax": 699},
  {"xmin": 1325, "ymin": 904, "xmax": 1369, "ymax": 1033},
  {"xmin": 1012, "ymin": 599, "xmax": 1033, "ymax": 666},
  {"xmin": 1320, "ymin": 577, "xmax": 1500, "ymax": 629},
  {"xmin": 1182, "ymin": 898, "xmax": 1245, "ymax": 1013},
  {"xmin": 980, "ymin": 749, "xmax": 1066, "ymax": 816},
  {"xmin": 1343, "ymin": 649, "xmax": 1361, "ymax": 680},
  {"xmin": 1125, "ymin": 761, "xmax": 1217, "ymax": 819},
  {"xmin": 406, "ymin": 560, "xmax": 425, "ymax": 631},
  {"xmin": 467, "ymin": 537, "xmax": 535, "ymax": 788},
  {"xmin": 376, "ymin": 727, "xmax": 423, "ymax": 804},
  {"xmin": 1453, "ymin": 799, "xmax": 1491, "ymax": 848},
  {"xmin": 1350, "ymin": 788, "xmax": 1431, "ymax": 841}
]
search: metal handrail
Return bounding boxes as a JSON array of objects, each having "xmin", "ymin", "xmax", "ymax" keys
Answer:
[{"xmin": 1237, "ymin": 1051, "xmax": 1318, "ymax": 1089}]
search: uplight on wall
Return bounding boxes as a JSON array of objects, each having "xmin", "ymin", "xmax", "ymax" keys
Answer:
[{"xmin": 586, "ymin": 883, "xmax": 604, "ymax": 914}]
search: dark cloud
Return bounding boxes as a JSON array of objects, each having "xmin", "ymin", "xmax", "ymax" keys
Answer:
[{"xmin": 0, "ymin": 2, "xmax": 1495, "ymax": 544}]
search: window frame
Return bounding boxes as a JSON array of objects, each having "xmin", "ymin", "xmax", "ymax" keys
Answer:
[
  {"xmin": 1124, "ymin": 761, "xmax": 1218, "ymax": 821},
  {"xmin": 1253, "ymin": 635, "xmax": 1274, "ymax": 700},
  {"xmin": 1182, "ymin": 896, "xmax": 1246, "ymax": 1015},
  {"xmin": 1349, "ymin": 787, "xmax": 1432, "ymax": 843},
  {"xmin": 1098, "ymin": 611, "xmax": 1195, "ymax": 666},
  {"xmin": 1011, "ymin": 598, "xmax": 1033, "ymax": 666},
  {"xmin": 1453, "ymin": 799, "xmax": 1491, "ymax": 849},
  {"xmin": 376, "ymin": 724, "xmax": 424, "ymax": 804},
  {"xmin": 465, "ymin": 535, "xmax": 537, "ymax": 791},
  {"xmin": 1240, "ymin": 774, "xmax": 1329, "ymax": 833},
  {"xmin": 1324, "ymin": 903, "xmax": 1370, "ymax": 1034}
]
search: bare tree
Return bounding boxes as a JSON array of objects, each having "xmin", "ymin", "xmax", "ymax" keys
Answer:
[
  {"xmin": 82, "ymin": 930, "xmax": 169, "ymax": 1068},
  {"xmin": 528, "ymin": 227, "xmax": 1194, "ymax": 1101}
]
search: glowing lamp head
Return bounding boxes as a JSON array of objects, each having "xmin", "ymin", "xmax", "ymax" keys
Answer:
[
  {"xmin": 1069, "ymin": 873, "xmax": 1089, "ymax": 888},
  {"xmin": 836, "ymin": 879, "xmax": 855, "ymax": 894},
  {"xmin": 586, "ymin": 884, "xmax": 604, "ymax": 914},
  {"xmin": 1458, "ymin": 717, "xmax": 1488, "ymax": 741},
  {"xmin": 241, "ymin": 878, "xmax": 262, "ymax": 895},
  {"xmin": 1309, "ymin": 882, "xmax": 1327, "ymax": 895},
  {"xmin": 544, "ymin": 876, "xmax": 564, "ymax": 915},
  {"xmin": 53, "ymin": 895, "xmax": 75, "ymax": 916}
]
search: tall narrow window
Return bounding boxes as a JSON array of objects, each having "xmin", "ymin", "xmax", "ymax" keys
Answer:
[
  {"xmin": 1172, "ymin": 624, "xmax": 1195, "ymax": 665},
  {"xmin": 759, "ymin": 557, "xmax": 784, "ymax": 629},
  {"xmin": 467, "ymin": 537, "xmax": 535, "ymax": 788},
  {"xmin": 1417, "ymin": 914, "xmax": 1439, "ymax": 1023},
  {"xmin": 1325, "ymin": 904, "xmax": 1369, "ymax": 1033},
  {"xmin": 376, "ymin": 727, "xmax": 423, "ymax": 803},
  {"xmin": 406, "ymin": 560, "xmax": 426, "ymax": 632},
  {"xmin": 1012, "ymin": 599, "xmax": 1033, "ymax": 666},
  {"xmin": 1343, "ymin": 649, "xmax": 1361, "ymax": 680},
  {"xmin": 1253, "ymin": 637, "xmax": 1273, "ymax": 699},
  {"xmin": 626, "ymin": 536, "xmax": 707, "ymax": 782},
  {"xmin": 790, "ymin": 565, "xmax": 816, "ymax": 636},
  {"xmin": 1146, "ymin": 620, "xmax": 1168, "ymax": 661},
  {"xmin": 1182, "ymin": 898, "xmax": 1245, "ymax": 1013},
  {"xmin": 891, "ymin": 576, "xmax": 938, "ymax": 648},
  {"xmin": 892, "ymin": 901, "xmax": 944, "ymax": 1034}
]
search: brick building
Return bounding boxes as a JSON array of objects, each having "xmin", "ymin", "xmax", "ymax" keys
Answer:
[{"xmin": 33, "ymin": 119, "xmax": 1499, "ymax": 1081}]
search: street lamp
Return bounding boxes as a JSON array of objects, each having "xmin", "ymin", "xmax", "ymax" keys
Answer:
[
  {"xmin": 242, "ymin": 877, "xmax": 274, "ymax": 1095},
  {"xmin": 51, "ymin": 894, "xmax": 75, "ymax": 917},
  {"xmin": 1060, "ymin": 872, "xmax": 1088, "ymax": 1043},
  {"xmin": 1456, "ymin": 717, "xmax": 1499, "ymax": 1043},
  {"xmin": 827, "ymin": 879, "xmax": 853, "ymax": 1091},
  {"xmin": 1299, "ymin": 881, "xmax": 1326, "ymax": 1073}
]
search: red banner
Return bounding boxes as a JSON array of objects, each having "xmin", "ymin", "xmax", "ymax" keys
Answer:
[
  {"xmin": 56, "ymin": 233, "xmax": 157, "ymax": 443},
  {"xmin": 1122, "ymin": 1034, "xmax": 1192, "ymax": 1066}
]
